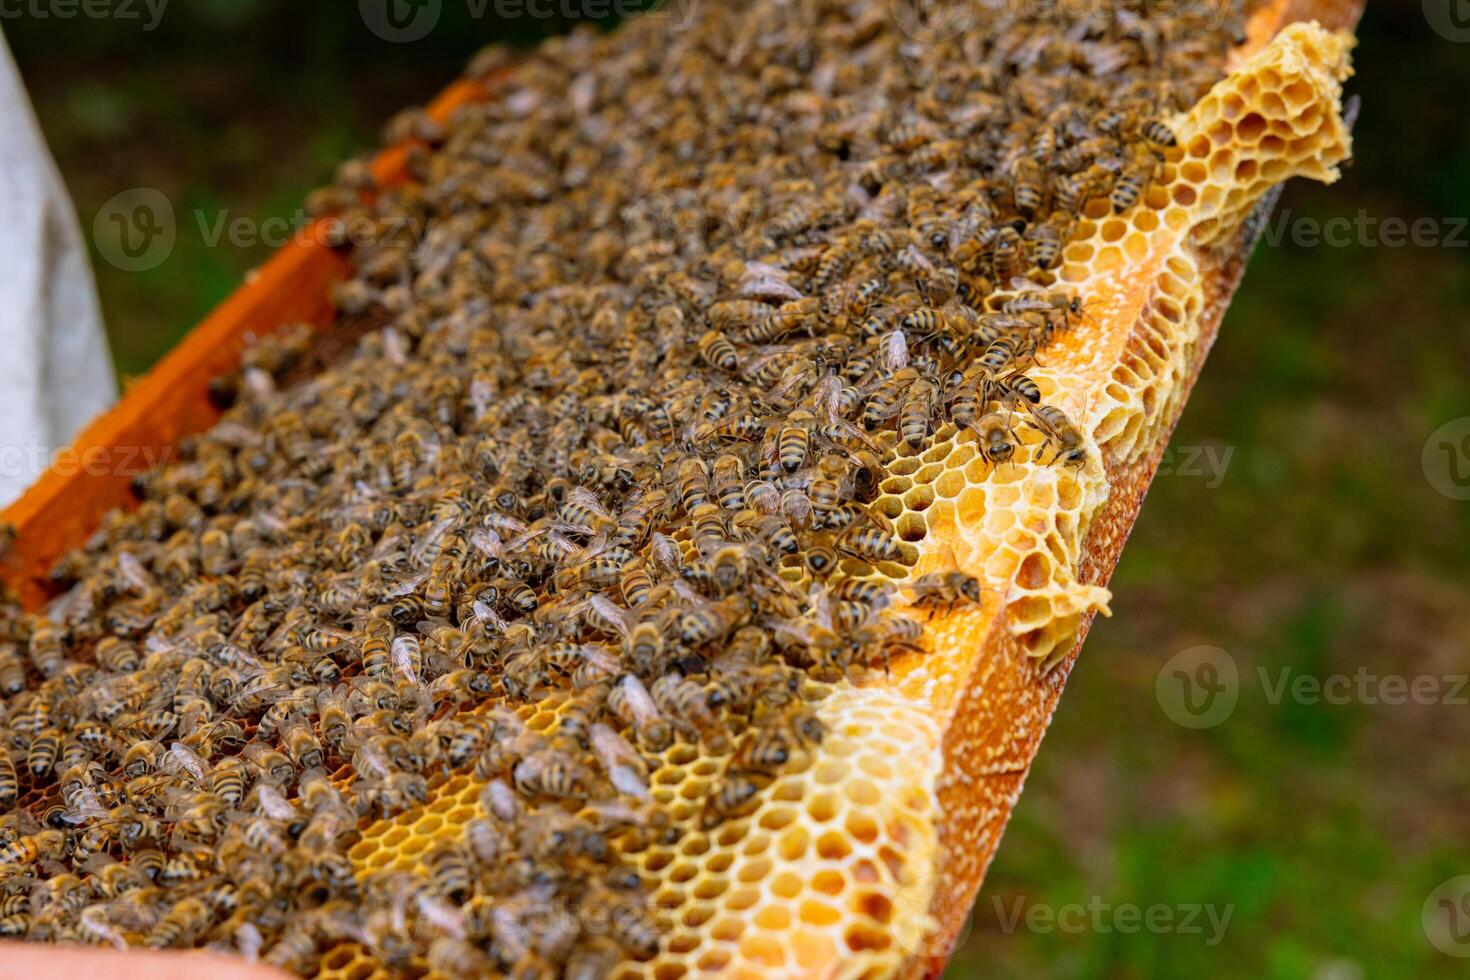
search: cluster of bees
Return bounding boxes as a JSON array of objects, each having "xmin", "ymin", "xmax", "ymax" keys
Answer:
[{"xmin": 0, "ymin": 0, "xmax": 1244, "ymax": 976}]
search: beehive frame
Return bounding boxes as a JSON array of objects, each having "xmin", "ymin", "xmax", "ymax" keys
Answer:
[{"xmin": 0, "ymin": 1, "xmax": 1365, "ymax": 975}]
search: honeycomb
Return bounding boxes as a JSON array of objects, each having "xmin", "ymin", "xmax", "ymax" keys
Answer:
[
  {"xmin": 317, "ymin": 686, "xmax": 941, "ymax": 980},
  {"xmin": 307, "ymin": 25, "xmax": 1354, "ymax": 979},
  {"xmin": 865, "ymin": 22, "xmax": 1354, "ymax": 669}
]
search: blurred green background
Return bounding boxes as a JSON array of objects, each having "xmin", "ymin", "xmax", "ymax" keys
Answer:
[{"xmin": 8, "ymin": 0, "xmax": 1470, "ymax": 976}]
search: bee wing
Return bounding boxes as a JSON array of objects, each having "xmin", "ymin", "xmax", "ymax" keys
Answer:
[
  {"xmin": 858, "ymin": 393, "xmax": 905, "ymax": 422},
  {"xmin": 1006, "ymin": 276, "xmax": 1045, "ymax": 293},
  {"xmin": 589, "ymin": 594, "xmax": 630, "ymax": 637},
  {"xmin": 566, "ymin": 531, "xmax": 609, "ymax": 561},
  {"xmin": 881, "ymin": 330, "xmax": 909, "ymax": 371},
  {"xmin": 568, "ymin": 486, "xmax": 614, "ymax": 521},
  {"xmin": 469, "ymin": 528, "xmax": 502, "ymax": 557},
  {"xmin": 649, "ymin": 533, "xmax": 681, "ymax": 572},
  {"xmin": 671, "ymin": 578, "xmax": 706, "ymax": 606},
  {"xmin": 739, "ymin": 265, "xmax": 805, "ymax": 303},
  {"xmin": 502, "ymin": 525, "xmax": 549, "ymax": 552},
  {"xmin": 414, "ymin": 892, "xmax": 468, "ymax": 940},
  {"xmin": 818, "ymin": 416, "xmax": 883, "ymax": 455},
  {"xmin": 741, "ymin": 345, "xmax": 796, "ymax": 375},
  {"xmin": 901, "ymin": 243, "xmax": 935, "ymax": 275},
  {"xmin": 409, "ymin": 516, "xmax": 458, "ymax": 565},
  {"xmin": 383, "ymin": 571, "xmax": 428, "ymax": 598},
  {"xmin": 164, "ymin": 741, "xmax": 209, "ymax": 784},
  {"xmin": 808, "ymin": 583, "xmax": 835, "ymax": 631},
  {"xmin": 810, "ymin": 374, "xmax": 843, "ymax": 421},
  {"xmin": 582, "ymin": 799, "xmax": 650, "ymax": 828},
  {"xmin": 589, "ymin": 723, "xmax": 651, "ymax": 800},
  {"xmin": 471, "ymin": 600, "xmax": 508, "ymax": 633},
  {"xmin": 389, "ymin": 636, "xmax": 421, "ymax": 685},
  {"xmin": 234, "ymin": 922, "xmax": 264, "ymax": 962},
  {"xmin": 62, "ymin": 787, "xmax": 110, "ymax": 825},
  {"xmin": 766, "ymin": 364, "xmax": 813, "ymax": 406},
  {"xmin": 115, "ymin": 552, "xmax": 158, "ymax": 593},
  {"xmin": 251, "ymin": 783, "xmax": 298, "ymax": 821}
]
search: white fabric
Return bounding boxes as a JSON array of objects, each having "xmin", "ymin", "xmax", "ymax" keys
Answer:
[{"xmin": 0, "ymin": 28, "xmax": 117, "ymax": 506}]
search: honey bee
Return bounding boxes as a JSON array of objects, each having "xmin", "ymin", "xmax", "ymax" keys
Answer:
[
  {"xmin": 513, "ymin": 748, "xmax": 593, "ymax": 800},
  {"xmin": 1139, "ymin": 118, "xmax": 1178, "ymax": 148},
  {"xmin": 701, "ymin": 413, "xmax": 767, "ymax": 442},
  {"xmin": 1011, "ymin": 157, "xmax": 1046, "ymax": 217},
  {"xmin": 711, "ymin": 454, "xmax": 747, "ymax": 511},
  {"xmin": 974, "ymin": 412, "xmax": 1018, "ymax": 466},
  {"xmin": 700, "ymin": 771, "xmax": 771, "ymax": 828},
  {"xmin": 27, "ymin": 727, "xmax": 60, "ymax": 777},
  {"xmin": 427, "ymin": 843, "xmax": 473, "ymax": 903},
  {"xmin": 608, "ymin": 675, "xmax": 672, "ymax": 752},
  {"xmin": 427, "ymin": 936, "xmax": 491, "ymax": 977},
  {"xmin": 697, "ymin": 330, "xmax": 739, "ymax": 372},
  {"xmin": 146, "ymin": 896, "xmax": 211, "ymax": 948},
  {"xmin": 674, "ymin": 457, "xmax": 710, "ymax": 514},
  {"xmin": 907, "ymin": 571, "xmax": 986, "ymax": 617},
  {"xmin": 898, "ymin": 376, "xmax": 938, "ymax": 451},
  {"xmin": 0, "ymin": 830, "xmax": 67, "ymax": 866},
  {"xmin": 27, "ymin": 621, "xmax": 66, "ymax": 679},
  {"xmin": 1029, "ymin": 403, "xmax": 1088, "ymax": 466},
  {"xmin": 839, "ymin": 527, "xmax": 904, "ymax": 564},
  {"xmin": 1111, "ymin": 154, "xmax": 1159, "ymax": 212},
  {"xmin": 731, "ymin": 706, "xmax": 825, "ymax": 773},
  {"xmin": 0, "ymin": 752, "xmax": 13, "ymax": 808},
  {"xmin": 990, "ymin": 225, "xmax": 1024, "ymax": 283},
  {"xmin": 282, "ymin": 718, "xmax": 325, "ymax": 770},
  {"xmin": 0, "ymin": 645, "xmax": 24, "ymax": 695}
]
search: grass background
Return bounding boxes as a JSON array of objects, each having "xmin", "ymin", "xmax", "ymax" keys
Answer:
[{"xmin": 7, "ymin": 0, "xmax": 1470, "ymax": 975}]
